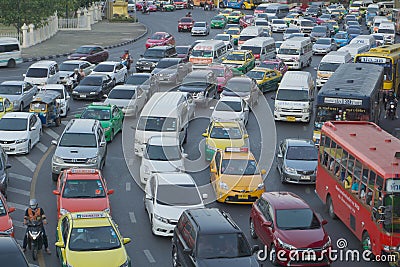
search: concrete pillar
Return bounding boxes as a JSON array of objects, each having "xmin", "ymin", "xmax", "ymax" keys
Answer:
[
  {"xmin": 89, "ymin": 5, "xmax": 94, "ymax": 24},
  {"xmin": 21, "ymin": 23, "xmax": 29, "ymax": 48},
  {"xmin": 29, "ymin": 24, "xmax": 35, "ymax": 45},
  {"xmin": 93, "ymin": 3, "xmax": 98, "ymax": 22},
  {"xmin": 77, "ymin": 9, "xmax": 82, "ymax": 28},
  {"xmin": 84, "ymin": 8, "xmax": 91, "ymax": 30}
]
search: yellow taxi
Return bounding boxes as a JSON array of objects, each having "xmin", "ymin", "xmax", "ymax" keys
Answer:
[
  {"xmin": 222, "ymin": 50, "xmax": 255, "ymax": 74},
  {"xmin": 202, "ymin": 120, "xmax": 248, "ymax": 161},
  {"xmin": 246, "ymin": 67, "xmax": 282, "ymax": 93},
  {"xmin": 224, "ymin": 27, "xmax": 241, "ymax": 45},
  {"xmin": 210, "ymin": 147, "xmax": 266, "ymax": 204},
  {"xmin": 0, "ymin": 97, "xmax": 13, "ymax": 118},
  {"xmin": 55, "ymin": 211, "xmax": 131, "ymax": 267},
  {"xmin": 219, "ymin": 8, "xmax": 233, "ymax": 17}
]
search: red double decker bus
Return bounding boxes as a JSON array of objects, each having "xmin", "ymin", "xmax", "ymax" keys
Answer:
[{"xmin": 316, "ymin": 121, "xmax": 400, "ymax": 263}]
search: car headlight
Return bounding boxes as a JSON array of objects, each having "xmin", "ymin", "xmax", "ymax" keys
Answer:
[
  {"xmin": 15, "ymin": 138, "xmax": 28, "ymax": 144},
  {"xmin": 154, "ymin": 214, "xmax": 169, "ymax": 224},
  {"xmin": 302, "ymin": 107, "xmax": 309, "ymax": 113},
  {"xmin": 322, "ymin": 236, "xmax": 331, "ymax": 249},
  {"xmin": 219, "ymin": 181, "xmax": 229, "ymax": 190},
  {"xmin": 278, "ymin": 238, "xmax": 297, "ymax": 250},
  {"xmin": 53, "ymin": 155, "xmax": 64, "ymax": 164},
  {"xmin": 284, "ymin": 165, "xmax": 297, "ymax": 175},
  {"xmin": 72, "ymin": 90, "xmax": 78, "ymax": 94},
  {"xmin": 103, "ymin": 208, "xmax": 110, "ymax": 214},
  {"xmin": 90, "ymin": 91, "xmax": 97, "ymax": 95},
  {"xmin": 119, "ymin": 259, "xmax": 130, "ymax": 267},
  {"xmin": 87, "ymin": 157, "xmax": 97, "ymax": 164},
  {"xmin": 81, "ymin": 57, "xmax": 87, "ymax": 60},
  {"xmin": 60, "ymin": 208, "xmax": 69, "ymax": 215},
  {"xmin": 257, "ymin": 183, "xmax": 264, "ymax": 190}
]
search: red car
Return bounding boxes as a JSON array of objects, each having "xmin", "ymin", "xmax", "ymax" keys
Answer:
[
  {"xmin": 178, "ymin": 17, "xmax": 195, "ymax": 32},
  {"xmin": 0, "ymin": 193, "xmax": 15, "ymax": 237},
  {"xmin": 259, "ymin": 59, "xmax": 288, "ymax": 76},
  {"xmin": 250, "ymin": 192, "xmax": 332, "ymax": 266},
  {"xmin": 208, "ymin": 64, "xmax": 233, "ymax": 92},
  {"xmin": 52, "ymin": 168, "xmax": 114, "ymax": 218},
  {"xmin": 239, "ymin": 15, "xmax": 255, "ymax": 28},
  {"xmin": 148, "ymin": 4, "xmax": 158, "ymax": 11},
  {"xmin": 145, "ymin": 32, "xmax": 176, "ymax": 49},
  {"xmin": 67, "ymin": 45, "xmax": 109, "ymax": 64},
  {"xmin": 136, "ymin": 1, "xmax": 144, "ymax": 10}
]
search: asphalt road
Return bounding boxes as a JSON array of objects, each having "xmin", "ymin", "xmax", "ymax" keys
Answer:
[{"xmin": 0, "ymin": 8, "xmax": 398, "ymax": 267}]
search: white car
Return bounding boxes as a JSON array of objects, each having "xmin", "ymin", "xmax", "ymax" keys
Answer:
[
  {"xmin": 58, "ymin": 60, "xmax": 94, "ymax": 81},
  {"xmin": 40, "ymin": 84, "xmax": 70, "ymax": 117},
  {"xmin": 214, "ymin": 34, "xmax": 234, "ymax": 47},
  {"xmin": 90, "ymin": 61, "xmax": 128, "ymax": 85},
  {"xmin": 144, "ymin": 172, "xmax": 206, "ymax": 236},
  {"xmin": 211, "ymin": 96, "xmax": 249, "ymax": 125},
  {"xmin": 0, "ymin": 112, "xmax": 42, "ymax": 154},
  {"xmin": 271, "ymin": 19, "xmax": 288, "ymax": 32},
  {"xmin": 140, "ymin": 136, "xmax": 186, "ymax": 184},
  {"xmin": 104, "ymin": 84, "xmax": 147, "ymax": 117}
]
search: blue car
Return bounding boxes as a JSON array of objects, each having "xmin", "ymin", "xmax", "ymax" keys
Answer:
[{"xmin": 334, "ymin": 31, "xmax": 350, "ymax": 47}]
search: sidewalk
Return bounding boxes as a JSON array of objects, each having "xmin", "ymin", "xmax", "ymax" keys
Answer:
[{"xmin": 22, "ymin": 21, "xmax": 147, "ymax": 62}]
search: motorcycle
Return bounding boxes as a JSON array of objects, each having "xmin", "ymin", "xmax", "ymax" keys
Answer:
[
  {"xmin": 187, "ymin": 2, "xmax": 193, "ymax": 9},
  {"xmin": 387, "ymin": 100, "xmax": 397, "ymax": 120},
  {"xmin": 204, "ymin": 3, "xmax": 213, "ymax": 10},
  {"xmin": 142, "ymin": 7, "xmax": 150, "ymax": 14},
  {"xmin": 26, "ymin": 220, "xmax": 44, "ymax": 261},
  {"xmin": 60, "ymin": 76, "xmax": 77, "ymax": 92},
  {"xmin": 121, "ymin": 57, "xmax": 133, "ymax": 70}
]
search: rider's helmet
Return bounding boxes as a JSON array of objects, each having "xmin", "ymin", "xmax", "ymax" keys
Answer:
[
  {"xmin": 74, "ymin": 68, "xmax": 79, "ymax": 73},
  {"xmin": 124, "ymin": 50, "xmax": 129, "ymax": 54},
  {"xmin": 29, "ymin": 199, "xmax": 38, "ymax": 210}
]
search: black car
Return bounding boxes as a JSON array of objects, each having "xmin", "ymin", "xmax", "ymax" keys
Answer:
[
  {"xmin": 175, "ymin": 45, "xmax": 192, "ymax": 62},
  {"xmin": 0, "ymin": 147, "xmax": 11, "ymax": 197},
  {"xmin": 173, "ymin": 70, "xmax": 217, "ymax": 107},
  {"xmin": 125, "ymin": 73, "xmax": 159, "ymax": 98},
  {"xmin": 72, "ymin": 74, "xmax": 114, "ymax": 100},
  {"xmin": 0, "ymin": 236, "xmax": 35, "ymax": 267},
  {"xmin": 135, "ymin": 46, "xmax": 177, "ymax": 73}
]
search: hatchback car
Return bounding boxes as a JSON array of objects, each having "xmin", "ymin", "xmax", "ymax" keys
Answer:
[
  {"xmin": 104, "ymin": 85, "xmax": 147, "ymax": 117},
  {"xmin": 276, "ymin": 138, "xmax": 318, "ymax": 184},
  {"xmin": 67, "ymin": 45, "xmax": 109, "ymax": 64},
  {"xmin": 208, "ymin": 64, "xmax": 234, "ymax": 93},
  {"xmin": 145, "ymin": 32, "xmax": 175, "ymax": 49},
  {"xmin": 239, "ymin": 15, "xmax": 256, "ymax": 28},
  {"xmin": 191, "ymin": 22, "xmax": 210, "ymax": 36},
  {"xmin": 211, "ymin": 96, "xmax": 249, "ymax": 125},
  {"xmin": 0, "ymin": 192, "xmax": 15, "ymax": 235},
  {"xmin": 250, "ymin": 192, "xmax": 332, "ymax": 266},
  {"xmin": 53, "ymin": 168, "xmax": 114, "ymax": 217},
  {"xmin": 178, "ymin": 17, "xmax": 195, "ymax": 32},
  {"xmin": 0, "ymin": 81, "xmax": 38, "ymax": 111},
  {"xmin": 90, "ymin": 61, "xmax": 128, "ymax": 85},
  {"xmin": 312, "ymin": 38, "xmax": 337, "ymax": 54},
  {"xmin": 72, "ymin": 74, "xmax": 114, "ymax": 100},
  {"xmin": 221, "ymin": 76, "xmax": 260, "ymax": 108}
]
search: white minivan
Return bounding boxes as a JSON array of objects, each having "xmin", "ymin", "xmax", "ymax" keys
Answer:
[
  {"xmin": 349, "ymin": 35, "xmax": 377, "ymax": 49},
  {"xmin": 378, "ymin": 22, "xmax": 395, "ymax": 44},
  {"xmin": 238, "ymin": 26, "xmax": 264, "ymax": 48},
  {"xmin": 338, "ymin": 43, "xmax": 369, "ymax": 59},
  {"xmin": 24, "ymin": 60, "xmax": 60, "ymax": 88},
  {"xmin": 240, "ymin": 37, "xmax": 276, "ymax": 63},
  {"xmin": 0, "ymin": 37, "xmax": 22, "ymax": 68},
  {"xmin": 277, "ymin": 37, "xmax": 313, "ymax": 69},
  {"xmin": 273, "ymin": 71, "xmax": 314, "ymax": 123},
  {"xmin": 189, "ymin": 40, "xmax": 227, "ymax": 68},
  {"xmin": 316, "ymin": 51, "xmax": 352, "ymax": 88}
]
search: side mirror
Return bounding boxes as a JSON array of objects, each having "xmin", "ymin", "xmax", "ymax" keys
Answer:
[
  {"xmin": 51, "ymin": 140, "xmax": 58, "ymax": 146},
  {"xmin": 262, "ymin": 221, "xmax": 272, "ymax": 227},
  {"xmin": 210, "ymin": 168, "xmax": 217, "ymax": 173},
  {"xmin": 55, "ymin": 241, "xmax": 65, "ymax": 248},
  {"xmin": 123, "ymin": 237, "xmax": 131, "ymax": 244},
  {"xmin": 243, "ymin": 134, "xmax": 249, "ymax": 139},
  {"xmin": 202, "ymin": 193, "xmax": 208, "ymax": 199},
  {"xmin": 209, "ymin": 106, "xmax": 214, "ymax": 110},
  {"xmin": 261, "ymin": 169, "xmax": 267, "ymax": 175},
  {"xmin": 30, "ymin": 126, "xmax": 36, "ymax": 131},
  {"xmin": 182, "ymin": 153, "xmax": 188, "ymax": 158},
  {"xmin": 5, "ymin": 164, "xmax": 11, "ymax": 169},
  {"xmin": 52, "ymin": 190, "xmax": 60, "ymax": 195},
  {"xmin": 322, "ymin": 219, "xmax": 328, "ymax": 225},
  {"xmin": 277, "ymin": 153, "xmax": 283, "ymax": 158},
  {"xmin": 107, "ymin": 189, "xmax": 115, "ymax": 195},
  {"xmin": 202, "ymin": 132, "xmax": 208, "ymax": 137},
  {"xmin": 8, "ymin": 207, "xmax": 16, "ymax": 213},
  {"xmin": 100, "ymin": 141, "xmax": 106, "ymax": 147},
  {"xmin": 314, "ymin": 67, "xmax": 317, "ymax": 70},
  {"xmin": 23, "ymin": 74, "xmax": 26, "ymax": 77}
]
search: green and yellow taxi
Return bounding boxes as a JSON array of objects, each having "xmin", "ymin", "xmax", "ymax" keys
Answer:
[
  {"xmin": 202, "ymin": 120, "xmax": 248, "ymax": 161},
  {"xmin": 210, "ymin": 147, "xmax": 266, "ymax": 204},
  {"xmin": 219, "ymin": 8, "xmax": 233, "ymax": 17},
  {"xmin": 222, "ymin": 50, "xmax": 255, "ymax": 74},
  {"xmin": 55, "ymin": 211, "xmax": 132, "ymax": 267},
  {"xmin": 326, "ymin": 20, "xmax": 339, "ymax": 33},
  {"xmin": 224, "ymin": 27, "xmax": 241, "ymax": 45},
  {"xmin": 246, "ymin": 67, "xmax": 282, "ymax": 93},
  {"xmin": 227, "ymin": 11, "xmax": 245, "ymax": 24},
  {"xmin": 211, "ymin": 14, "xmax": 228, "ymax": 29},
  {"xmin": 77, "ymin": 102, "xmax": 123, "ymax": 142},
  {"xmin": 0, "ymin": 97, "xmax": 13, "ymax": 119},
  {"xmin": 283, "ymin": 12, "xmax": 301, "ymax": 25}
]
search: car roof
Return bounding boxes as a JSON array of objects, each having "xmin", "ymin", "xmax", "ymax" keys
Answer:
[
  {"xmin": 29, "ymin": 60, "xmax": 57, "ymax": 67},
  {"xmin": 131, "ymin": 73, "xmax": 151, "ymax": 78},
  {"xmin": 185, "ymin": 208, "xmax": 241, "ymax": 234},
  {"xmin": 285, "ymin": 138, "xmax": 315, "ymax": 147},
  {"xmin": 96, "ymin": 61, "xmax": 119, "ymax": 66},
  {"xmin": 0, "ymin": 81, "xmax": 25, "ymax": 86},
  {"xmin": 219, "ymin": 96, "xmax": 242, "ymax": 102},
  {"xmin": 112, "ymin": 85, "xmax": 137, "ymax": 90},
  {"xmin": 3, "ymin": 112, "xmax": 31, "ymax": 119},
  {"xmin": 261, "ymin": 192, "xmax": 311, "ymax": 210},
  {"xmin": 42, "ymin": 84, "xmax": 65, "ymax": 90},
  {"xmin": 65, "ymin": 119, "xmax": 98, "ymax": 133},
  {"xmin": 80, "ymin": 45, "xmax": 103, "ymax": 48},
  {"xmin": 227, "ymin": 76, "xmax": 252, "ymax": 83},
  {"xmin": 148, "ymin": 136, "xmax": 180, "ymax": 146},
  {"xmin": 156, "ymin": 172, "xmax": 195, "ymax": 185},
  {"xmin": 148, "ymin": 45, "xmax": 173, "ymax": 50},
  {"xmin": 158, "ymin": 58, "xmax": 181, "ymax": 63},
  {"xmin": 212, "ymin": 120, "xmax": 241, "ymax": 128},
  {"xmin": 62, "ymin": 60, "xmax": 90, "ymax": 65},
  {"xmin": 69, "ymin": 211, "xmax": 112, "ymax": 228},
  {"xmin": 187, "ymin": 70, "xmax": 213, "ymax": 77},
  {"xmin": 0, "ymin": 236, "xmax": 24, "ymax": 255},
  {"xmin": 222, "ymin": 150, "xmax": 255, "ymax": 160}
]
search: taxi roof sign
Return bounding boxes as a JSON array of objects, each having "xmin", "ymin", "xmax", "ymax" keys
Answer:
[
  {"xmin": 69, "ymin": 168, "xmax": 97, "ymax": 174},
  {"xmin": 225, "ymin": 147, "xmax": 249, "ymax": 152},
  {"xmin": 91, "ymin": 102, "xmax": 111, "ymax": 106},
  {"xmin": 72, "ymin": 212, "xmax": 107, "ymax": 219}
]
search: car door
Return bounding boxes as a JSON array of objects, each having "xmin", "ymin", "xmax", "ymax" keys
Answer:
[
  {"xmin": 144, "ymin": 176, "xmax": 156, "ymax": 221},
  {"xmin": 210, "ymin": 150, "xmax": 221, "ymax": 188},
  {"xmin": 186, "ymin": 93, "xmax": 195, "ymax": 119},
  {"xmin": 103, "ymin": 76, "xmax": 113, "ymax": 93},
  {"xmin": 113, "ymin": 106, "xmax": 123, "ymax": 132},
  {"xmin": 29, "ymin": 114, "xmax": 40, "ymax": 145},
  {"xmin": 56, "ymin": 172, "xmax": 66, "ymax": 213},
  {"xmin": 57, "ymin": 216, "xmax": 70, "ymax": 262},
  {"xmin": 276, "ymin": 141, "xmax": 285, "ymax": 172},
  {"xmin": 97, "ymin": 127, "xmax": 106, "ymax": 163},
  {"xmin": 242, "ymin": 99, "xmax": 249, "ymax": 123},
  {"xmin": 136, "ymin": 87, "xmax": 146, "ymax": 111},
  {"xmin": 259, "ymin": 201, "xmax": 275, "ymax": 248}
]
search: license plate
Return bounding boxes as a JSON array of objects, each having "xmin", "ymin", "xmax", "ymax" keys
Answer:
[
  {"xmin": 301, "ymin": 176, "xmax": 311, "ymax": 180},
  {"xmin": 287, "ymin": 116, "xmax": 296, "ymax": 122},
  {"xmin": 184, "ymin": 26, "xmax": 187, "ymax": 29},
  {"xmin": 143, "ymin": 67, "xmax": 150, "ymax": 70},
  {"xmin": 2, "ymin": 146, "xmax": 10, "ymax": 151},
  {"xmin": 80, "ymin": 94, "xmax": 86, "ymax": 98},
  {"xmin": 238, "ymin": 195, "xmax": 248, "ymax": 200}
]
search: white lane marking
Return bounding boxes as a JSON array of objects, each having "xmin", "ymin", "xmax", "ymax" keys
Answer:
[
  {"xmin": 126, "ymin": 182, "xmax": 131, "ymax": 191},
  {"xmin": 143, "ymin": 250, "xmax": 156, "ymax": 263},
  {"xmin": 8, "ymin": 202, "xmax": 27, "ymax": 211},
  {"xmin": 15, "ymin": 156, "xmax": 36, "ymax": 172},
  {"xmin": 7, "ymin": 186, "xmax": 30, "ymax": 196},
  {"xmin": 36, "ymin": 142, "xmax": 48, "ymax": 153},
  {"xmin": 9, "ymin": 173, "xmax": 32, "ymax": 182},
  {"xmin": 129, "ymin": 212, "xmax": 136, "ymax": 223},
  {"xmin": 12, "ymin": 220, "xmax": 25, "ymax": 228},
  {"xmin": 44, "ymin": 128, "xmax": 60, "ymax": 139}
]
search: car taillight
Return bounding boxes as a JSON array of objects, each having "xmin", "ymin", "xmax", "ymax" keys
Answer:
[{"xmin": 254, "ymin": 54, "xmax": 260, "ymax": 59}]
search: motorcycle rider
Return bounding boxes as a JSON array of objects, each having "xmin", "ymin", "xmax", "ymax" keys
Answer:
[
  {"xmin": 186, "ymin": 11, "xmax": 192, "ymax": 17},
  {"xmin": 79, "ymin": 68, "xmax": 86, "ymax": 79},
  {"xmin": 22, "ymin": 199, "xmax": 51, "ymax": 254},
  {"xmin": 69, "ymin": 68, "xmax": 82, "ymax": 87},
  {"xmin": 121, "ymin": 50, "xmax": 133, "ymax": 70},
  {"xmin": 384, "ymin": 91, "xmax": 398, "ymax": 119}
]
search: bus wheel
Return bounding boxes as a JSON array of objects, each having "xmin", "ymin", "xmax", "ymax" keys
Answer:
[{"xmin": 326, "ymin": 196, "xmax": 337, "ymax": 219}]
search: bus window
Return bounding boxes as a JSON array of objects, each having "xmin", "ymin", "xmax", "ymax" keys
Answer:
[
  {"xmin": 321, "ymin": 135, "xmax": 331, "ymax": 165},
  {"xmin": 327, "ymin": 141, "xmax": 337, "ymax": 172}
]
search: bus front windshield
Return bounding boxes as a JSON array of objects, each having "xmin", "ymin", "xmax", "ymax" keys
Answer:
[
  {"xmin": 315, "ymin": 106, "xmax": 369, "ymax": 129},
  {"xmin": 355, "ymin": 56, "xmax": 393, "ymax": 81}
]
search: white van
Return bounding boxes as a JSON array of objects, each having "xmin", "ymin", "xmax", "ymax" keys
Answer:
[
  {"xmin": 277, "ymin": 37, "xmax": 313, "ymax": 70},
  {"xmin": 24, "ymin": 60, "xmax": 60, "ymax": 88},
  {"xmin": 189, "ymin": 40, "xmax": 227, "ymax": 68},
  {"xmin": 371, "ymin": 16, "xmax": 389, "ymax": 33},
  {"xmin": 378, "ymin": 22, "xmax": 395, "ymax": 44},
  {"xmin": 349, "ymin": 35, "xmax": 377, "ymax": 49},
  {"xmin": 290, "ymin": 19, "xmax": 315, "ymax": 33},
  {"xmin": 338, "ymin": 43, "xmax": 369, "ymax": 59},
  {"xmin": 240, "ymin": 37, "xmax": 275, "ymax": 63},
  {"xmin": 238, "ymin": 26, "xmax": 263, "ymax": 48},
  {"xmin": 265, "ymin": 4, "xmax": 289, "ymax": 19},
  {"xmin": 273, "ymin": 71, "xmax": 314, "ymax": 123},
  {"xmin": 316, "ymin": 51, "xmax": 352, "ymax": 88},
  {"xmin": 0, "ymin": 38, "xmax": 22, "ymax": 68},
  {"xmin": 134, "ymin": 92, "xmax": 194, "ymax": 157}
]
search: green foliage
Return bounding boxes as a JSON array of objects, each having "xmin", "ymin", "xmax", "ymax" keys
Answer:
[{"xmin": 109, "ymin": 14, "xmax": 137, "ymax": 23}]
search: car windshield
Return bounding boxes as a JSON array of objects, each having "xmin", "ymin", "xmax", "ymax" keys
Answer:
[
  {"xmin": 81, "ymin": 108, "xmax": 110, "ymax": 121},
  {"xmin": 368, "ymin": 7, "xmax": 378, "ymax": 13},
  {"xmin": 30, "ymin": 102, "xmax": 47, "ymax": 111},
  {"xmin": 320, "ymin": 14, "xmax": 330, "ymax": 19},
  {"xmin": 286, "ymin": 28, "xmax": 300, "ymax": 34},
  {"xmin": 215, "ymin": 35, "xmax": 230, "ymax": 41},
  {"xmin": 301, "ymin": 20, "xmax": 314, "ymax": 26},
  {"xmin": 0, "ymin": 84, "xmax": 22, "ymax": 95},
  {"xmin": 347, "ymin": 21, "xmax": 359, "ymax": 26},
  {"xmin": 247, "ymin": 70, "xmax": 265, "ymax": 80},
  {"xmin": 69, "ymin": 226, "xmax": 121, "ymax": 251},
  {"xmin": 226, "ymin": 29, "xmax": 240, "ymax": 35},
  {"xmin": 143, "ymin": 49, "xmax": 164, "ymax": 58},
  {"xmin": 75, "ymin": 46, "xmax": 95, "ymax": 54},
  {"xmin": 240, "ymin": 45, "xmax": 261, "ymax": 54},
  {"xmin": 255, "ymin": 21, "xmax": 269, "ymax": 26},
  {"xmin": 180, "ymin": 18, "xmax": 193, "ymax": 23},
  {"xmin": 46, "ymin": 88, "xmax": 64, "ymax": 98},
  {"xmin": 93, "ymin": 64, "xmax": 114, "ymax": 73},
  {"xmin": 273, "ymin": 19, "xmax": 285, "ymax": 25},
  {"xmin": 373, "ymin": 34, "xmax": 384, "ymax": 40},
  {"xmin": 239, "ymin": 35, "xmax": 255, "ymax": 42},
  {"xmin": 313, "ymin": 26, "xmax": 326, "ymax": 32},
  {"xmin": 221, "ymin": 159, "xmax": 259, "ymax": 175},
  {"xmin": 213, "ymin": 15, "xmax": 225, "ymax": 21},
  {"xmin": 335, "ymin": 33, "xmax": 347, "ymax": 39},
  {"xmin": 197, "ymin": 233, "xmax": 251, "ymax": 259},
  {"xmin": 150, "ymin": 33, "xmax": 165, "ymax": 40},
  {"xmin": 215, "ymin": 100, "xmax": 242, "ymax": 112},
  {"xmin": 156, "ymin": 184, "xmax": 202, "ymax": 206},
  {"xmin": 62, "ymin": 179, "xmax": 106, "ymax": 198},
  {"xmin": 210, "ymin": 68, "xmax": 225, "ymax": 77},
  {"xmin": 0, "ymin": 118, "xmax": 26, "ymax": 131},
  {"xmin": 145, "ymin": 144, "xmax": 181, "ymax": 161},
  {"xmin": 286, "ymin": 145, "xmax": 318, "ymax": 160},
  {"xmin": 60, "ymin": 63, "xmax": 79, "ymax": 71},
  {"xmin": 231, "ymin": 12, "xmax": 241, "ymax": 16},
  {"xmin": 210, "ymin": 126, "xmax": 242, "ymax": 139},
  {"xmin": 378, "ymin": 28, "xmax": 395, "ymax": 34},
  {"xmin": 59, "ymin": 133, "xmax": 97, "ymax": 147},
  {"xmin": 226, "ymin": 53, "xmax": 245, "ymax": 61},
  {"xmin": 225, "ymin": 80, "xmax": 250, "ymax": 92},
  {"xmin": 319, "ymin": 62, "xmax": 341, "ymax": 72},
  {"xmin": 176, "ymin": 46, "xmax": 189, "ymax": 54},
  {"xmin": 26, "ymin": 68, "xmax": 48, "ymax": 78},
  {"xmin": 259, "ymin": 62, "xmax": 278, "ymax": 69},
  {"xmin": 276, "ymin": 89, "xmax": 309, "ymax": 101},
  {"xmin": 347, "ymin": 28, "xmax": 361, "ymax": 34},
  {"xmin": 137, "ymin": 116, "xmax": 177, "ymax": 132},
  {"xmin": 276, "ymin": 208, "xmax": 321, "ymax": 230},
  {"xmin": 194, "ymin": 22, "xmax": 206, "ymax": 27},
  {"xmin": 157, "ymin": 60, "xmax": 178, "ymax": 68},
  {"xmin": 316, "ymin": 38, "xmax": 331, "ymax": 45},
  {"xmin": 80, "ymin": 76, "xmax": 103, "ymax": 86},
  {"xmin": 191, "ymin": 49, "xmax": 213, "ymax": 57},
  {"xmin": 126, "ymin": 75, "xmax": 149, "ymax": 85},
  {"xmin": 278, "ymin": 48, "xmax": 299, "ymax": 55},
  {"xmin": 108, "ymin": 89, "xmax": 135, "ymax": 99}
]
